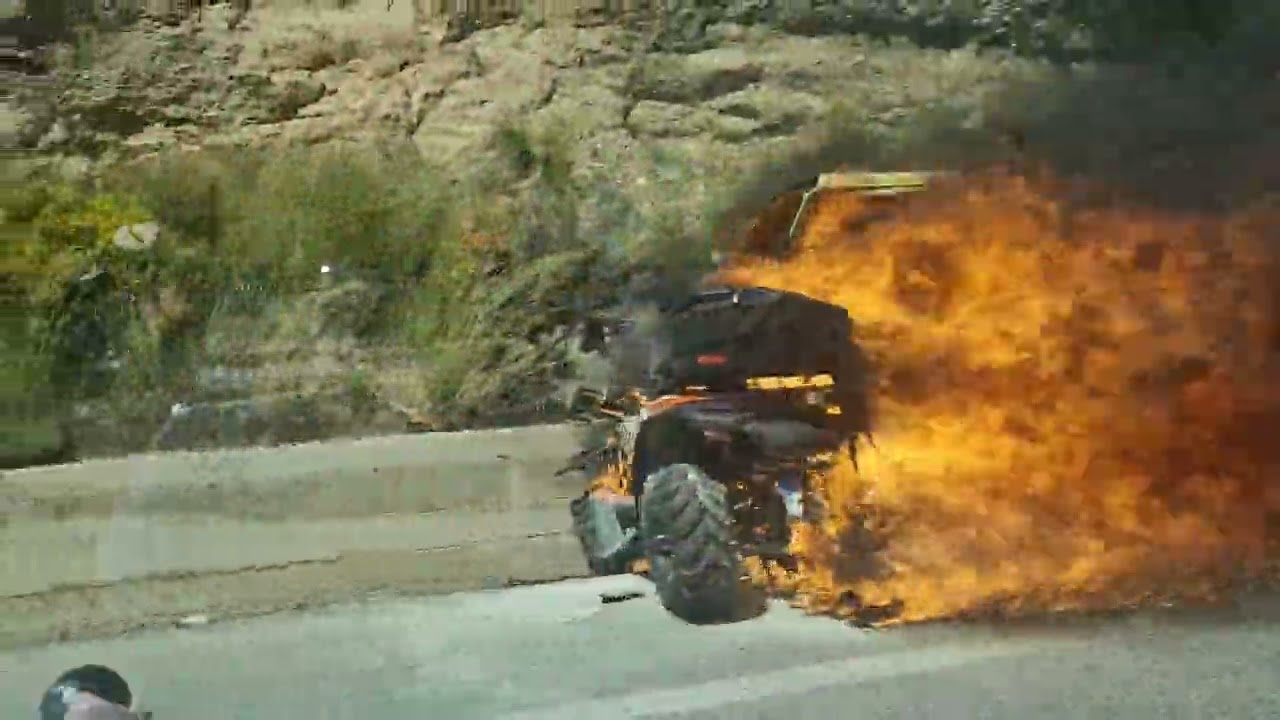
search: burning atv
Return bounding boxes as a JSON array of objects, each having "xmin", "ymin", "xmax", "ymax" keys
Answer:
[
  {"xmin": 559, "ymin": 171, "xmax": 943, "ymax": 623},
  {"xmin": 561, "ymin": 286, "xmax": 872, "ymax": 622}
]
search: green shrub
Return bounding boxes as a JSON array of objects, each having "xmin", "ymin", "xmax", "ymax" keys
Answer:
[
  {"xmin": 21, "ymin": 185, "xmax": 153, "ymax": 398},
  {"xmin": 6, "ymin": 119, "xmax": 730, "ymax": 455},
  {"xmin": 25, "ymin": 186, "xmax": 148, "ymax": 278}
]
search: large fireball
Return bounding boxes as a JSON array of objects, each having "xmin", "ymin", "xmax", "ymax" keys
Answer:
[{"xmin": 720, "ymin": 169, "xmax": 1280, "ymax": 623}]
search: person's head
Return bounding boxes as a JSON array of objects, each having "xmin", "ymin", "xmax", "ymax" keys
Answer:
[{"xmin": 38, "ymin": 665, "xmax": 142, "ymax": 720}]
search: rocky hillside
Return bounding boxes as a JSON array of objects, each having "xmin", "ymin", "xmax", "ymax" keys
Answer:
[{"xmin": 15, "ymin": 5, "xmax": 1034, "ymax": 185}]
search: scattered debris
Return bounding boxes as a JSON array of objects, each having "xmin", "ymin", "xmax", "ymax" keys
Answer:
[
  {"xmin": 599, "ymin": 590, "xmax": 645, "ymax": 604},
  {"xmin": 111, "ymin": 221, "xmax": 160, "ymax": 250},
  {"xmin": 504, "ymin": 574, "xmax": 584, "ymax": 588}
]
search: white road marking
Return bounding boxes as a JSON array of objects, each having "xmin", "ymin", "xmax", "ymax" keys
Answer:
[{"xmin": 498, "ymin": 641, "xmax": 1047, "ymax": 719}]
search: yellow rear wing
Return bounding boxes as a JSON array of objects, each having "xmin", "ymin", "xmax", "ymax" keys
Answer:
[{"xmin": 788, "ymin": 171, "xmax": 953, "ymax": 240}]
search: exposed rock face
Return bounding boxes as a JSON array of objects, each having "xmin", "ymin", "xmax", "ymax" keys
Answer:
[{"xmin": 20, "ymin": 8, "xmax": 1023, "ymax": 180}]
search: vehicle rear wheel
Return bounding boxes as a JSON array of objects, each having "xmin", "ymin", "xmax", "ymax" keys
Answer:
[
  {"xmin": 640, "ymin": 463, "xmax": 743, "ymax": 624},
  {"xmin": 570, "ymin": 492, "xmax": 634, "ymax": 576}
]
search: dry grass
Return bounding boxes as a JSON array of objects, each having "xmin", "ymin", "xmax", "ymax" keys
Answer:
[{"xmin": 239, "ymin": 5, "xmax": 425, "ymax": 73}]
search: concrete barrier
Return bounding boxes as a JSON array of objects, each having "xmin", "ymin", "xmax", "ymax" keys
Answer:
[
  {"xmin": 0, "ymin": 425, "xmax": 590, "ymax": 597},
  {"xmin": 1, "ymin": 424, "xmax": 584, "ymax": 519}
]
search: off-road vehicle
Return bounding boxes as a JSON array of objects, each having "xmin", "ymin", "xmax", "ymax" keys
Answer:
[{"xmin": 561, "ymin": 171, "xmax": 943, "ymax": 623}]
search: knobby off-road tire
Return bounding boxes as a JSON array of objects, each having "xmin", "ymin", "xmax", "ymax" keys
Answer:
[
  {"xmin": 640, "ymin": 463, "xmax": 743, "ymax": 624},
  {"xmin": 570, "ymin": 493, "xmax": 633, "ymax": 576}
]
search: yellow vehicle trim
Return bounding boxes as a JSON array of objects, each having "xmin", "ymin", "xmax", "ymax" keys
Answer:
[
  {"xmin": 745, "ymin": 373, "xmax": 836, "ymax": 390},
  {"xmin": 786, "ymin": 170, "xmax": 954, "ymax": 240},
  {"xmin": 813, "ymin": 171, "xmax": 943, "ymax": 191}
]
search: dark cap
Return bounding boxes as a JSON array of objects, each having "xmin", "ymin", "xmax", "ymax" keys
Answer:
[{"xmin": 38, "ymin": 665, "xmax": 132, "ymax": 719}]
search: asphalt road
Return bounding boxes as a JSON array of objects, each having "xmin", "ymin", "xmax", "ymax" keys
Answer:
[{"xmin": 3, "ymin": 576, "xmax": 1278, "ymax": 720}]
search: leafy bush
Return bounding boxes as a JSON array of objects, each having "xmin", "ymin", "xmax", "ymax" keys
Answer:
[
  {"xmin": 3, "ymin": 120, "xmax": 720, "ymax": 456},
  {"xmin": 14, "ymin": 183, "xmax": 164, "ymax": 404},
  {"xmin": 26, "ymin": 185, "xmax": 150, "ymax": 282}
]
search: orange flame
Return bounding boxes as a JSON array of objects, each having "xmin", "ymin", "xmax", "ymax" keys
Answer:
[
  {"xmin": 719, "ymin": 168, "xmax": 1280, "ymax": 623},
  {"xmin": 589, "ymin": 460, "xmax": 632, "ymax": 497}
]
